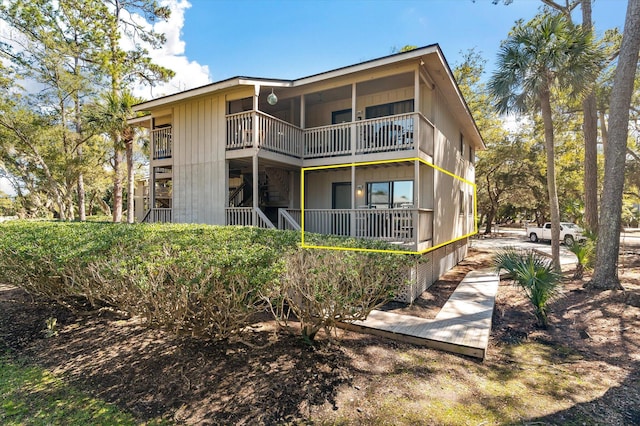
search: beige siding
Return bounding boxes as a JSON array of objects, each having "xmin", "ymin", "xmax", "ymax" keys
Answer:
[
  {"xmin": 172, "ymin": 95, "xmax": 227, "ymax": 225},
  {"xmin": 419, "ymin": 83, "xmax": 433, "ymax": 121},
  {"xmin": 419, "ymin": 164, "xmax": 434, "ymax": 210},
  {"xmin": 431, "ymin": 88, "xmax": 475, "ymax": 245}
]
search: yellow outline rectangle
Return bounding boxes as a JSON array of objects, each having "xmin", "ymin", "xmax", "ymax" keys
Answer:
[{"xmin": 301, "ymin": 157, "xmax": 477, "ymax": 255}]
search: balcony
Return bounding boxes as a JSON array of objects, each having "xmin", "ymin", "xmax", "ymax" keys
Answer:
[
  {"xmin": 227, "ymin": 111, "xmax": 304, "ymax": 158},
  {"xmin": 226, "ymin": 111, "xmax": 434, "ymax": 161},
  {"xmin": 151, "ymin": 127, "xmax": 172, "ymax": 160}
]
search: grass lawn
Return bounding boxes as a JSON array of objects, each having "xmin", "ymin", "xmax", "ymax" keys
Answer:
[{"xmin": 0, "ymin": 354, "xmax": 163, "ymax": 425}]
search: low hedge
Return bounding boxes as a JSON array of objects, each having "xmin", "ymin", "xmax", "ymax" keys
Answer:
[{"xmin": 0, "ymin": 221, "xmax": 416, "ymax": 340}]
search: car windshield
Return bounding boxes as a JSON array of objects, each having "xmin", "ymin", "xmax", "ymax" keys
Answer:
[{"xmin": 562, "ymin": 223, "xmax": 577, "ymax": 229}]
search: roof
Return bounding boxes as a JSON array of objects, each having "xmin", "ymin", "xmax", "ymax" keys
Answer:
[{"xmin": 132, "ymin": 44, "xmax": 485, "ymax": 149}]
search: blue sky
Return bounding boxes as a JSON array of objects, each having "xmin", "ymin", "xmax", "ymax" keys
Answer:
[{"xmin": 178, "ymin": 0, "xmax": 627, "ymax": 84}]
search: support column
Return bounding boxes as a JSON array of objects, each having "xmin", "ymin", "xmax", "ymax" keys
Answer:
[
  {"xmin": 414, "ymin": 160, "xmax": 421, "ymax": 248},
  {"xmin": 252, "ymin": 155, "xmax": 259, "ymax": 226},
  {"xmin": 351, "ymin": 165, "xmax": 356, "ymax": 237},
  {"xmin": 351, "ymin": 82, "xmax": 357, "ymax": 155},
  {"xmin": 300, "ymin": 94, "xmax": 305, "ymax": 129},
  {"xmin": 225, "ymin": 159, "xmax": 229, "ymax": 213},
  {"xmin": 251, "ymin": 85, "xmax": 261, "ymax": 226},
  {"xmin": 414, "ymin": 68, "xmax": 421, "ymax": 153},
  {"xmin": 253, "ymin": 85, "xmax": 260, "ymax": 150}
]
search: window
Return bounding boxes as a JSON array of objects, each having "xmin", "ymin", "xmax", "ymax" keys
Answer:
[
  {"xmin": 468, "ymin": 193, "xmax": 473, "ymax": 215},
  {"xmin": 469, "ymin": 146, "xmax": 474, "ymax": 164},
  {"xmin": 366, "ymin": 180, "xmax": 413, "ymax": 208},
  {"xmin": 228, "ymin": 97, "xmax": 253, "ymax": 114},
  {"xmin": 365, "ymin": 99, "xmax": 414, "ymax": 119},
  {"xmin": 459, "ymin": 132, "xmax": 464, "ymax": 154},
  {"xmin": 332, "ymin": 109, "xmax": 352, "ymax": 124},
  {"xmin": 459, "ymin": 190, "xmax": 465, "ymax": 215}
]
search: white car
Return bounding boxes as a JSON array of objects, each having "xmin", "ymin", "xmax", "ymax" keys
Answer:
[{"xmin": 526, "ymin": 222, "xmax": 585, "ymax": 245}]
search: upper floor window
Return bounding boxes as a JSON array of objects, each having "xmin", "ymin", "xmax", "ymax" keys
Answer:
[
  {"xmin": 365, "ymin": 99, "xmax": 414, "ymax": 119},
  {"xmin": 459, "ymin": 132, "xmax": 464, "ymax": 154},
  {"xmin": 228, "ymin": 97, "xmax": 253, "ymax": 114},
  {"xmin": 469, "ymin": 146, "xmax": 474, "ymax": 164},
  {"xmin": 459, "ymin": 190, "xmax": 465, "ymax": 215},
  {"xmin": 332, "ymin": 108, "xmax": 352, "ymax": 124}
]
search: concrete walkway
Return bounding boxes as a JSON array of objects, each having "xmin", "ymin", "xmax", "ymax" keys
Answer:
[{"xmin": 340, "ymin": 269, "xmax": 499, "ymax": 359}]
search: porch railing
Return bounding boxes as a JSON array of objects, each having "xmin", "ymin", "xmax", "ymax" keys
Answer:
[
  {"xmin": 225, "ymin": 207, "xmax": 275, "ymax": 229},
  {"xmin": 299, "ymin": 208, "xmax": 433, "ymax": 246},
  {"xmin": 226, "ymin": 207, "xmax": 253, "ymax": 226},
  {"xmin": 278, "ymin": 208, "xmax": 301, "ymax": 231},
  {"xmin": 151, "ymin": 127, "xmax": 172, "ymax": 160},
  {"xmin": 143, "ymin": 208, "xmax": 172, "ymax": 223}
]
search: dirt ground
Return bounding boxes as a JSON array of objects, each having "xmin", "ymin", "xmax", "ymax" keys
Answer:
[{"xmin": 1, "ymin": 242, "xmax": 639, "ymax": 425}]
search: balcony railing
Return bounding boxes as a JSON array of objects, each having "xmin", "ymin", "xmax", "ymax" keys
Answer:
[
  {"xmin": 304, "ymin": 122, "xmax": 352, "ymax": 158},
  {"xmin": 227, "ymin": 111, "xmax": 303, "ymax": 158},
  {"xmin": 225, "ymin": 111, "xmax": 434, "ymax": 160},
  {"xmin": 355, "ymin": 113, "xmax": 415, "ymax": 155},
  {"xmin": 151, "ymin": 127, "xmax": 172, "ymax": 160}
]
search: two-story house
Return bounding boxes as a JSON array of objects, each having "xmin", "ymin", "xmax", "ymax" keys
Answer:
[{"xmin": 131, "ymin": 44, "xmax": 484, "ymax": 303}]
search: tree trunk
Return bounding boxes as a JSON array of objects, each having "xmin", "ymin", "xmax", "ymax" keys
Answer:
[
  {"xmin": 540, "ymin": 86, "xmax": 562, "ymax": 272},
  {"xmin": 126, "ymin": 139, "xmax": 134, "ymax": 224},
  {"xmin": 73, "ymin": 52, "xmax": 86, "ymax": 222},
  {"xmin": 484, "ymin": 208, "xmax": 495, "ymax": 234},
  {"xmin": 599, "ymin": 109, "xmax": 608, "ymax": 149},
  {"xmin": 582, "ymin": 0, "xmax": 599, "ymax": 233},
  {"xmin": 77, "ymin": 168, "xmax": 86, "ymax": 221},
  {"xmin": 112, "ymin": 136, "xmax": 124, "ymax": 223},
  {"xmin": 589, "ymin": 0, "xmax": 640, "ymax": 290}
]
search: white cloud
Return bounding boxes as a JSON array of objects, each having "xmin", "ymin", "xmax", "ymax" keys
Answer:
[
  {"xmin": 128, "ymin": 0, "xmax": 211, "ymax": 99},
  {"xmin": 0, "ymin": 177, "xmax": 16, "ymax": 197}
]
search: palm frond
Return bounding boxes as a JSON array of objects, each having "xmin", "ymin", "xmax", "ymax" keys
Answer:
[{"xmin": 494, "ymin": 247, "xmax": 563, "ymax": 327}]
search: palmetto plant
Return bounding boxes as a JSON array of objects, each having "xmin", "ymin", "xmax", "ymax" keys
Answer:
[
  {"xmin": 494, "ymin": 248, "xmax": 563, "ymax": 328},
  {"xmin": 567, "ymin": 238, "xmax": 595, "ymax": 280}
]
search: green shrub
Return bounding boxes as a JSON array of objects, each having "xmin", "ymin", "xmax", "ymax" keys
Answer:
[
  {"xmin": 278, "ymin": 248, "xmax": 416, "ymax": 341},
  {"xmin": 0, "ymin": 221, "xmax": 414, "ymax": 341},
  {"xmin": 0, "ymin": 221, "xmax": 299, "ymax": 339},
  {"xmin": 493, "ymin": 248, "xmax": 563, "ymax": 328}
]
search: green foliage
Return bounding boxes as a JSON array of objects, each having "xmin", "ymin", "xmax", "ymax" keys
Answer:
[
  {"xmin": 567, "ymin": 235, "xmax": 595, "ymax": 279},
  {"xmin": 0, "ymin": 221, "xmax": 414, "ymax": 341},
  {"xmin": 278, "ymin": 249, "xmax": 416, "ymax": 341},
  {"xmin": 489, "ymin": 13, "xmax": 603, "ymax": 115},
  {"xmin": 493, "ymin": 248, "xmax": 563, "ymax": 328}
]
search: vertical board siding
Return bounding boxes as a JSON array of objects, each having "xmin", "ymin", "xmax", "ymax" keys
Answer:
[{"xmin": 172, "ymin": 95, "xmax": 226, "ymax": 225}]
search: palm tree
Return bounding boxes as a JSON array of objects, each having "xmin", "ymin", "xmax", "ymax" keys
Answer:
[
  {"xmin": 85, "ymin": 90, "xmax": 142, "ymax": 223},
  {"xmin": 488, "ymin": 13, "xmax": 602, "ymax": 272},
  {"xmin": 494, "ymin": 248, "xmax": 563, "ymax": 328}
]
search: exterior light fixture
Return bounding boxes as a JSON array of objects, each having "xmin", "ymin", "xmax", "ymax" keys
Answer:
[
  {"xmin": 357, "ymin": 185, "xmax": 363, "ymax": 195},
  {"xmin": 267, "ymin": 88, "xmax": 278, "ymax": 105}
]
